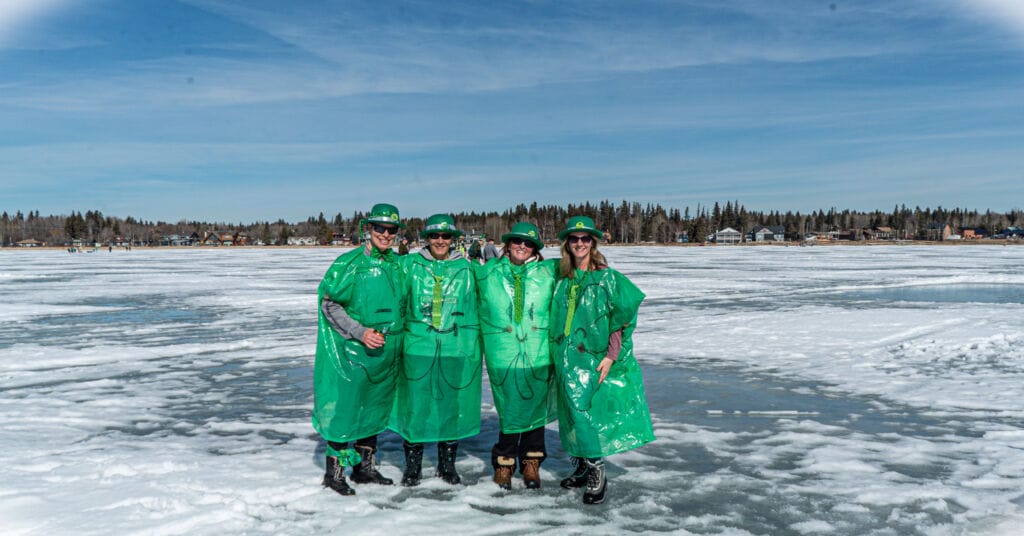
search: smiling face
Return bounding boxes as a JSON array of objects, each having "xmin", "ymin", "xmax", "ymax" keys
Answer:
[
  {"xmin": 427, "ymin": 232, "xmax": 453, "ymax": 260},
  {"xmin": 369, "ymin": 223, "xmax": 398, "ymax": 252},
  {"xmin": 506, "ymin": 238, "xmax": 535, "ymax": 265},
  {"xmin": 567, "ymin": 232, "xmax": 593, "ymax": 268}
]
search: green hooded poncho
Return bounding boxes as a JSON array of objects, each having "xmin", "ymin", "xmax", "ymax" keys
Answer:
[
  {"xmin": 474, "ymin": 257, "xmax": 558, "ymax": 433},
  {"xmin": 390, "ymin": 252, "xmax": 482, "ymax": 442},
  {"xmin": 550, "ymin": 267, "xmax": 655, "ymax": 458},
  {"xmin": 312, "ymin": 247, "xmax": 405, "ymax": 447}
]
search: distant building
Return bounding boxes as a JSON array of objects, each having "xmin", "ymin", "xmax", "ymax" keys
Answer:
[
  {"xmin": 923, "ymin": 223, "xmax": 951, "ymax": 241},
  {"xmin": 748, "ymin": 225, "xmax": 785, "ymax": 242},
  {"xmin": 331, "ymin": 233, "xmax": 354, "ymax": 246},
  {"xmin": 867, "ymin": 226, "xmax": 894, "ymax": 240},
  {"xmin": 17, "ymin": 239, "xmax": 43, "ymax": 247},
  {"xmin": 994, "ymin": 227, "xmax": 1024, "ymax": 239},
  {"xmin": 160, "ymin": 234, "xmax": 194, "ymax": 246},
  {"xmin": 200, "ymin": 232, "xmax": 222, "ymax": 246},
  {"xmin": 960, "ymin": 228, "xmax": 985, "ymax": 240},
  {"xmin": 714, "ymin": 227, "xmax": 742, "ymax": 244}
]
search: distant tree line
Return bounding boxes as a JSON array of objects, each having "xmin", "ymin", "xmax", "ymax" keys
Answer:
[{"xmin": 2, "ymin": 202, "xmax": 1023, "ymax": 246}]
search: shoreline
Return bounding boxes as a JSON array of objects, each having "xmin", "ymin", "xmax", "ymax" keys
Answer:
[{"xmin": 3, "ymin": 240, "xmax": 1021, "ymax": 252}]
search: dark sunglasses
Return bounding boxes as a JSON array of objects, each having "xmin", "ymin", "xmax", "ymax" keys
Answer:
[
  {"xmin": 371, "ymin": 223, "xmax": 398, "ymax": 235},
  {"xmin": 427, "ymin": 233, "xmax": 453, "ymax": 240},
  {"xmin": 567, "ymin": 235, "xmax": 594, "ymax": 244},
  {"xmin": 507, "ymin": 237, "xmax": 529, "ymax": 246}
]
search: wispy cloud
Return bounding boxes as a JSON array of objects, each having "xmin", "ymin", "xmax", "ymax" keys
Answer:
[
  {"xmin": 955, "ymin": 0, "xmax": 1024, "ymax": 42},
  {"xmin": 0, "ymin": 0, "xmax": 84, "ymax": 49}
]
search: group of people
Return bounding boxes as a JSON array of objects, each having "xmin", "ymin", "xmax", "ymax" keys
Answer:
[
  {"xmin": 467, "ymin": 236, "xmax": 499, "ymax": 264},
  {"xmin": 312, "ymin": 203, "xmax": 655, "ymax": 505}
]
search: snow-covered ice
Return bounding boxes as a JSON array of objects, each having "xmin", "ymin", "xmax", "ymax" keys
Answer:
[{"xmin": 2, "ymin": 245, "xmax": 1023, "ymax": 535}]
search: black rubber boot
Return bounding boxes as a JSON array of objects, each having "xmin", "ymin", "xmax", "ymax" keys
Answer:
[
  {"xmin": 350, "ymin": 445, "xmax": 394, "ymax": 485},
  {"xmin": 322, "ymin": 456, "xmax": 355, "ymax": 496},
  {"xmin": 436, "ymin": 441, "xmax": 461, "ymax": 485},
  {"xmin": 401, "ymin": 441, "xmax": 424, "ymax": 487},
  {"xmin": 559, "ymin": 456, "xmax": 588, "ymax": 489},
  {"xmin": 582, "ymin": 459, "xmax": 607, "ymax": 505}
]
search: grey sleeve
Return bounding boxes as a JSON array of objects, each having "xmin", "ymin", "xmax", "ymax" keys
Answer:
[{"xmin": 321, "ymin": 298, "xmax": 368, "ymax": 340}]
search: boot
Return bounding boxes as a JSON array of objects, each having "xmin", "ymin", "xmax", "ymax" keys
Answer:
[
  {"xmin": 350, "ymin": 445, "xmax": 394, "ymax": 485},
  {"xmin": 582, "ymin": 459, "xmax": 607, "ymax": 505},
  {"xmin": 322, "ymin": 456, "xmax": 355, "ymax": 496},
  {"xmin": 493, "ymin": 456, "xmax": 515, "ymax": 490},
  {"xmin": 401, "ymin": 441, "xmax": 424, "ymax": 487},
  {"xmin": 559, "ymin": 456, "xmax": 588, "ymax": 489},
  {"xmin": 436, "ymin": 441, "xmax": 461, "ymax": 485},
  {"xmin": 522, "ymin": 458, "xmax": 541, "ymax": 490}
]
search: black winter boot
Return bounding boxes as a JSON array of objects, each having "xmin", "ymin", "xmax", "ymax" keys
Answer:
[
  {"xmin": 401, "ymin": 441, "xmax": 424, "ymax": 487},
  {"xmin": 350, "ymin": 445, "xmax": 394, "ymax": 485},
  {"xmin": 436, "ymin": 441, "xmax": 461, "ymax": 485},
  {"xmin": 559, "ymin": 456, "xmax": 588, "ymax": 489},
  {"xmin": 582, "ymin": 459, "xmax": 607, "ymax": 505},
  {"xmin": 322, "ymin": 456, "xmax": 355, "ymax": 496}
]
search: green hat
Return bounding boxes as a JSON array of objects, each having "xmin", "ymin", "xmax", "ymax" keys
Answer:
[
  {"xmin": 558, "ymin": 215, "xmax": 603, "ymax": 241},
  {"xmin": 501, "ymin": 222, "xmax": 544, "ymax": 250},
  {"xmin": 361, "ymin": 203, "xmax": 405, "ymax": 228},
  {"xmin": 419, "ymin": 213, "xmax": 463, "ymax": 239}
]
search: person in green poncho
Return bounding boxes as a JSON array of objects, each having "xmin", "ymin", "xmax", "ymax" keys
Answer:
[
  {"xmin": 550, "ymin": 215, "xmax": 655, "ymax": 505},
  {"xmin": 475, "ymin": 222, "xmax": 558, "ymax": 491},
  {"xmin": 313, "ymin": 203, "xmax": 406, "ymax": 496},
  {"xmin": 392, "ymin": 214, "xmax": 482, "ymax": 487}
]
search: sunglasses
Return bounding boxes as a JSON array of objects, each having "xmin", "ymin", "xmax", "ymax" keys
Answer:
[
  {"xmin": 567, "ymin": 235, "xmax": 594, "ymax": 244},
  {"xmin": 427, "ymin": 233, "xmax": 453, "ymax": 240},
  {"xmin": 371, "ymin": 224, "xmax": 398, "ymax": 236},
  {"xmin": 507, "ymin": 237, "xmax": 530, "ymax": 246}
]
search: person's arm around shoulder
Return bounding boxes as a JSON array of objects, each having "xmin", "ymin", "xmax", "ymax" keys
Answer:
[{"xmin": 321, "ymin": 299, "xmax": 385, "ymax": 349}]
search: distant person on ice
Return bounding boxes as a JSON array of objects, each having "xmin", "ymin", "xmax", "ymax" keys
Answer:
[
  {"xmin": 549, "ymin": 215, "xmax": 655, "ymax": 505},
  {"xmin": 313, "ymin": 202, "xmax": 407, "ymax": 496},
  {"xmin": 482, "ymin": 237, "xmax": 499, "ymax": 262},
  {"xmin": 391, "ymin": 214, "xmax": 482, "ymax": 487},
  {"xmin": 475, "ymin": 222, "xmax": 557, "ymax": 490}
]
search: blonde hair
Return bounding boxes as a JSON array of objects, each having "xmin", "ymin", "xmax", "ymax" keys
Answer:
[{"xmin": 559, "ymin": 238, "xmax": 607, "ymax": 278}]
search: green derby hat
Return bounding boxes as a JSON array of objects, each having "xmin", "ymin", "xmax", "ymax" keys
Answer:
[
  {"xmin": 558, "ymin": 215, "xmax": 604, "ymax": 241},
  {"xmin": 420, "ymin": 213, "xmax": 463, "ymax": 239},
  {"xmin": 361, "ymin": 203, "xmax": 406, "ymax": 228},
  {"xmin": 501, "ymin": 222, "xmax": 544, "ymax": 250}
]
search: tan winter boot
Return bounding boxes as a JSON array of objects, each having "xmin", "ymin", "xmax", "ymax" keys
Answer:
[
  {"xmin": 494, "ymin": 456, "xmax": 515, "ymax": 490},
  {"xmin": 522, "ymin": 453, "xmax": 543, "ymax": 490}
]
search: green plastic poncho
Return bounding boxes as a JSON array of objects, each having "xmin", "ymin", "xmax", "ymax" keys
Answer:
[
  {"xmin": 389, "ymin": 252, "xmax": 482, "ymax": 442},
  {"xmin": 475, "ymin": 257, "xmax": 558, "ymax": 433},
  {"xmin": 550, "ymin": 267, "xmax": 655, "ymax": 458},
  {"xmin": 313, "ymin": 247, "xmax": 405, "ymax": 446}
]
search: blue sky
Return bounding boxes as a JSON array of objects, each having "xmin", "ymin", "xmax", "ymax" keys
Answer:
[{"xmin": 1, "ymin": 0, "xmax": 1022, "ymax": 222}]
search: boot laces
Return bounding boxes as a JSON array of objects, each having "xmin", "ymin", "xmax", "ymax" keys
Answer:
[{"xmin": 586, "ymin": 461, "xmax": 604, "ymax": 491}]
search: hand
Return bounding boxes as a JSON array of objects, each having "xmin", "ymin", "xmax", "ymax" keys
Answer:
[
  {"xmin": 596, "ymin": 357, "xmax": 614, "ymax": 384},
  {"xmin": 362, "ymin": 329, "xmax": 385, "ymax": 349}
]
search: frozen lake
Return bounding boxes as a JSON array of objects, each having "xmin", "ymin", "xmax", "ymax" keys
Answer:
[{"xmin": 2, "ymin": 245, "xmax": 1024, "ymax": 535}]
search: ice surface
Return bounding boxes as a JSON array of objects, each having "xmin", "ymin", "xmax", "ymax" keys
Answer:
[{"xmin": 2, "ymin": 245, "xmax": 1023, "ymax": 535}]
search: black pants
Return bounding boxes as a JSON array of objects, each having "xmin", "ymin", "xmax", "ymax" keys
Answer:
[
  {"xmin": 491, "ymin": 426, "xmax": 546, "ymax": 470},
  {"xmin": 327, "ymin": 434, "xmax": 377, "ymax": 452}
]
